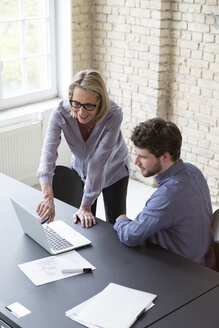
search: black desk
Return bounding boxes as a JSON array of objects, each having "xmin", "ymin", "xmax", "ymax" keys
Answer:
[
  {"xmin": 149, "ymin": 286, "xmax": 219, "ymax": 328},
  {"xmin": 0, "ymin": 173, "xmax": 219, "ymax": 328}
]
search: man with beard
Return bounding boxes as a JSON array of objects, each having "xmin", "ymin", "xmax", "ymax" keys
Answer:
[{"xmin": 114, "ymin": 118, "xmax": 216, "ymax": 269}]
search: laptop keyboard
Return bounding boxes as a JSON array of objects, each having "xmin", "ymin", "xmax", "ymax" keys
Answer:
[{"xmin": 43, "ymin": 225, "xmax": 73, "ymax": 251}]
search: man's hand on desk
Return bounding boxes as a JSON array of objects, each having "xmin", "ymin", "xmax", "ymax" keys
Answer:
[{"xmin": 116, "ymin": 214, "xmax": 128, "ymax": 222}]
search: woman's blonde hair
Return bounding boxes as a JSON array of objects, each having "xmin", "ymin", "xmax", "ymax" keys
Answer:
[{"xmin": 68, "ymin": 69, "xmax": 110, "ymax": 123}]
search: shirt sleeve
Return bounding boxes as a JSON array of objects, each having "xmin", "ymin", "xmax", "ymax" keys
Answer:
[
  {"xmin": 81, "ymin": 104, "xmax": 123, "ymax": 206},
  {"xmin": 37, "ymin": 109, "xmax": 62, "ymax": 185},
  {"xmin": 113, "ymin": 190, "xmax": 176, "ymax": 246}
]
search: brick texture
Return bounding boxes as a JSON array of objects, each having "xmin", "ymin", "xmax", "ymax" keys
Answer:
[
  {"xmin": 72, "ymin": 0, "xmax": 219, "ymax": 206},
  {"xmin": 169, "ymin": 0, "xmax": 219, "ymax": 205}
]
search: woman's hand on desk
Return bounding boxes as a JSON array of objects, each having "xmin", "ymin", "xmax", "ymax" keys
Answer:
[
  {"xmin": 36, "ymin": 184, "xmax": 55, "ymax": 223},
  {"xmin": 73, "ymin": 205, "xmax": 96, "ymax": 228}
]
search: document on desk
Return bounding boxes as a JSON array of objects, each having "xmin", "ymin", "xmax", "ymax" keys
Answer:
[
  {"xmin": 18, "ymin": 250, "xmax": 95, "ymax": 286},
  {"xmin": 65, "ymin": 282, "xmax": 157, "ymax": 328}
]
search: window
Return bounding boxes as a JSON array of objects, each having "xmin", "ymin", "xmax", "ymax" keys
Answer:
[{"xmin": 0, "ymin": 0, "xmax": 56, "ymax": 110}]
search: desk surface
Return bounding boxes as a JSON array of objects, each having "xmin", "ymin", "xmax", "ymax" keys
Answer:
[
  {"xmin": 149, "ymin": 286, "xmax": 219, "ymax": 328},
  {"xmin": 0, "ymin": 173, "xmax": 219, "ymax": 328}
]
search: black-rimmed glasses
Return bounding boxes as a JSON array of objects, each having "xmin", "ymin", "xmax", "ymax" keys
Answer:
[{"xmin": 69, "ymin": 99, "xmax": 100, "ymax": 112}]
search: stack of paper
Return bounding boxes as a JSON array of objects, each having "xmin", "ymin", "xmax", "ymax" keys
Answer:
[{"xmin": 66, "ymin": 282, "xmax": 157, "ymax": 328}]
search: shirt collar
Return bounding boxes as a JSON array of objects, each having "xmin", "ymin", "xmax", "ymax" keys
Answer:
[{"xmin": 155, "ymin": 159, "xmax": 184, "ymax": 185}]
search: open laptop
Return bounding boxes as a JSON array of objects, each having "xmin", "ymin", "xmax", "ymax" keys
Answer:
[{"xmin": 10, "ymin": 198, "xmax": 91, "ymax": 255}]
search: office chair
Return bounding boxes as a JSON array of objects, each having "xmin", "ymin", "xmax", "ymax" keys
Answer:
[{"xmin": 212, "ymin": 209, "xmax": 219, "ymax": 271}]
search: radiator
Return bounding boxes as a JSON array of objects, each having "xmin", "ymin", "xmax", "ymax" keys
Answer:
[{"xmin": 0, "ymin": 121, "xmax": 43, "ymax": 185}]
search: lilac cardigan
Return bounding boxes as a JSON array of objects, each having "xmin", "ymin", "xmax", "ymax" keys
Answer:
[{"xmin": 37, "ymin": 99, "xmax": 129, "ymax": 206}]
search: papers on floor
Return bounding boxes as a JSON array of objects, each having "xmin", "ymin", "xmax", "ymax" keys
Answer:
[
  {"xmin": 18, "ymin": 250, "xmax": 95, "ymax": 286},
  {"xmin": 66, "ymin": 282, "xmax": 157, "ymax": 328}
]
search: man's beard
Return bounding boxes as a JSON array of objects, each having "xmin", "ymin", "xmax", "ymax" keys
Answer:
[{"xmin": 140, "ymin": 161, "xmax": 162, "ymax": 178}]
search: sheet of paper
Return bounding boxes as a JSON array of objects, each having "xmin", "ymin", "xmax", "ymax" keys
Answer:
[
  {"xmin": 6, "ymin": 302, "xmax": 31, "ymax": 318},
  {"xmin": 18, "ymin": 250, "xmax": 95, "ymax": 286},
  {"xmin": 66, "ymin": 283, "xmax": 156, "ymax": 328}
]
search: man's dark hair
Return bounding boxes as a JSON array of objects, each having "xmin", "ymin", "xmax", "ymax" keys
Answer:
[{"xmin": 131, "ymin": 118, "xmax": 182, "ymax": 161}]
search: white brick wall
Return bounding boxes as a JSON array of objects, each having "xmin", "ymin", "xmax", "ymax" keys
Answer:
[
  {"xmin": 72, "ymin": 0, "xmax": 92, "ymax": 75},
  {"xmin": 170, "ymin": 0, "xmax": 219, "ymax": 204},
  {"xmin": 72, "ymin": 0, "xmax": 219, "ymax": 206}
]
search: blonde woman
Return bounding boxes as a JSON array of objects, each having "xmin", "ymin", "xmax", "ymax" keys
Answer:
[{"xmin": 37, "ymin": 70, "xmax": 129, "ymax": 228}]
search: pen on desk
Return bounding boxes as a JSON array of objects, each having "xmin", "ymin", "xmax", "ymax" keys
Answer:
[
  {"xmin": 61, "ymin": 268, "xmax": 92, "ymax": 274},
  {"xmin": 5, "ymin": 306, "xmax": 12, "ymax": 313},
  {"xmin": 130, "ymin": 307, "xmax": 146, "ymax": 327},
  {"xmin": 136, "ymin": 307, "xmax": 146, "ymax": 319},
  {"xmin": 41, "ymin": 216, "xmax": 50, "ymax": 224},
  {"xmin": 5, "ymin": 306, "xmax": 20, "ymax": 318}
]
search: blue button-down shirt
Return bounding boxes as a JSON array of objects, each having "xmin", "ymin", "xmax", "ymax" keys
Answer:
[{"xmin": 114, "ymin": 160, "xmax": 215, "ymax": 268}]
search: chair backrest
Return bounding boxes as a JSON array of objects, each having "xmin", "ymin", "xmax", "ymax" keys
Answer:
[
  {"xmin": 212, "ymin": 209, "xmax": 219, "ymax": 271},
  {"xmin": 213, "ymin": 209, "xmax": 219, "ymax": 242}
]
